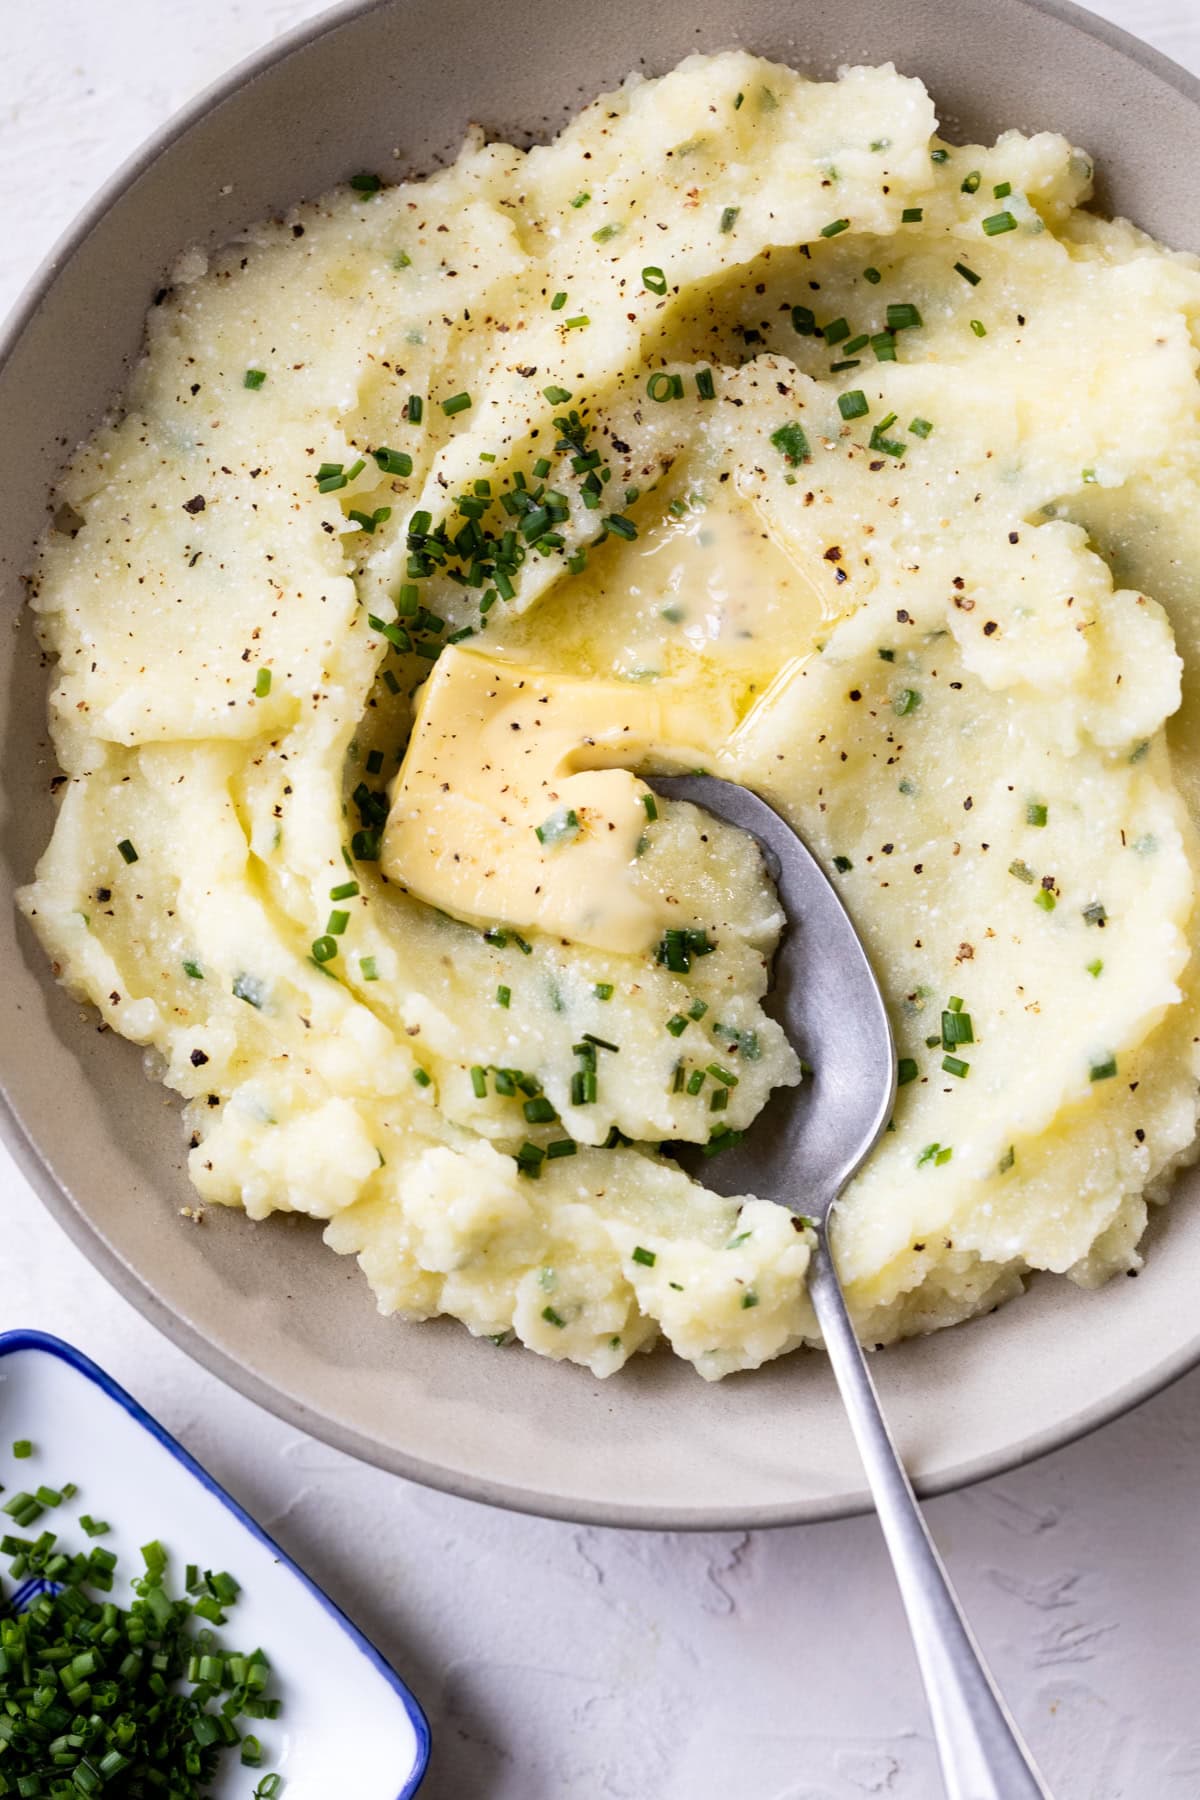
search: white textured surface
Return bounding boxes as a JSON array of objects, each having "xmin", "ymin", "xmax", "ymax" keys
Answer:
[{"xmin": 2, "ymin": 4, "xmax": 1200, "ymax": 1795}]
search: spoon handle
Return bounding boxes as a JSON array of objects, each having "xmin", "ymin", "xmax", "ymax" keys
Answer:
[{"xmin": 807, "ymin": 1230, "xmax": 1053, "ymax": 1800}]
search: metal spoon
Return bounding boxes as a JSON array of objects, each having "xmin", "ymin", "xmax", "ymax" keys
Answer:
[{"xmin": 648, "ymin": 773, "xmax": 1053, "ymax": 1800}]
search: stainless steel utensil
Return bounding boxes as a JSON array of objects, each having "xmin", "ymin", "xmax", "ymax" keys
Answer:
[{"xmin": 648, "ymin": 773, "xmax": 1052, "ymax": 1800}]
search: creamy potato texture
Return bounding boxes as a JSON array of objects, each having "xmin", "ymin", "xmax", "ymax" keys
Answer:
[{"xmin": 21, "ymin": 53, "xmax": 1200, "ymax": 1378}]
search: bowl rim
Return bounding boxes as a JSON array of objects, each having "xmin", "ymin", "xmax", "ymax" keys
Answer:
[{"xmin": 3, "ymin": 0, "xmax": 1200, "ymax": 1530}]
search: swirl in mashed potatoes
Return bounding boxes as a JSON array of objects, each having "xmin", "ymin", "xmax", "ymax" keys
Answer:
[{"xmin": 20, "ymin": 52, "xmax": 1200, "ymax": 1378}]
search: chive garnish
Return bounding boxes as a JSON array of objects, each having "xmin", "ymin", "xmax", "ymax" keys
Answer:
[
  {"xmin": 982, "ymin": 211, "xmax": 1018, "ymax": 236},
  {"xmin": 961, "ymin": 170, "xmax": 981, "ymax": 193},
  {"xmin": 243, "ymin": 369, "xmax": 266, "ymax": 389},
  {"xmin": 1090, "ymin": 1055, "xmax": 1117, "ymax": 1082},
  {"xmin": 886, "ymin": 302, "xmax": 922, "ymax": 331},
  {"xmin": 897, "ymin": 1058, "xmax": 918, "ymax": 1085},
  {"xmin": 413, "ymin": 1067, "xmax": 432, "ymax": 1087},
  {"xmin": 12, "ymin": 1439, "xmax": 32, "ymax": 1458},
  {"xmin": 441, "ymin": 391, "xmax": 472, "ymax": 416},
  {"xmin": 909, "ymin": 417, "xmax": 934, "ymax": 438},
  {"xmin": 695, "ymin": 367, "xmax": 716, "ymax": 399},
  {"xmin": 1026, "ymin": 801, "xmax": 1048, "ymax": 826},
  {"xmin": 993, "ymin": 180, "xmax": 1012, "ymax": 199},
  {"xmin": 719, "ymin": 206, "xmax": 740, "ymax": 233},
  {"xmin": 942, "ymin": 1055, "xmax": 969, "ymax": 1078},
  {"xmin": 820, "ymin": 218, "xmax": 850, "ymax": 237},
  {"xmin": 632, "ymin": 1246, "xmax": 657, "ymax": 1267},
  {"xmin": 535, "ymin": 806, "xmax": 580, "ymax": 845},
  {"xmin": 893, "ymin": 688, "xmax": 921, "ymax": 716},
  {"xmin": 254, "ymin": 668, "xmax": 272, "ymax": 697},
  {"xmin": 117, "ymin": 838, "xmax": 138, "ymax": 864},
  {"xmin": 969, "ymin": 319, "xmax": 987, "ymax": 337},
  {"xmin": 838, "ymin": 390, "xmax": 869, "ymax": 421},
  {"xmin": 407, "ymin": 394, "xmax": 424, "ymax": 422},
  {"xmin": 543, "ymin": 384, "xmax": 572, "ymax": 403},
  {"xmin": 496, "ymin": 985, "xmax": 511, "ymax": 1008},
  {"xmin": 770, "ymin": 422, "xmax": 811, "ymax": 465},
  {"xmin": 551, "ymin": 291, "xmax": 567, "ymax": 310},
  {"xmin": 642, "ymin": 266, "xmax": 668, "ymax": 294},
  {"xmin": 901, "ymin": 207, "xmax": 923, "ymax": 223},
  {"xmin": 360, "ymin": 955, "xmax": 379, "ymax": 981},
  {"xmin": 823, "ymin": 317, "xmax": 850, "ymax": 346},
  {"xmin": 954, "ymin": 261, "xmax": 981, "ymax": 285},
  {"xmin": 593, "ymin": 982, "xmax": 614, "ymax": 1001},
  {"xmin": 373, "ymin": 446, "xmax": 413, "ymax": 476}
]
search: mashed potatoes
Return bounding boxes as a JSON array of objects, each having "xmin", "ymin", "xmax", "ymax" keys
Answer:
[{"xmin": 20, "ymin": 52, "xmax": 1200, "ymax": 1378}]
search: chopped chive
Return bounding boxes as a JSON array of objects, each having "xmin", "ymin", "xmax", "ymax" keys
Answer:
[
  {"xmin": 593, "ymin": 981, "xmax": 614, "ymax": 1000},
  {"xmin": 647, "ymin": 371, "xmax": 685, "ymax": 402},
  {"xmin": 1090, "ymin": 1055, "xmax": 1117, "ymax": 1082},
  {"xmin": 441, "ymin": 391, "xmax": 472, "ymax": 416},
  {"xmin": 1026, "ymin": 801, "xmax": 1048, "ymax": 826},
  {"xmin": 719, "ymin": 206, "xmax": 740, "ymax": 233},
  {"xmin": 570, "ymin": 191, "xmax": 590, "ymax": 208},
  {"xmin": 330, "ymin": 880, "xmax": 359, "ymax": 900},
  {"xmin": 565, "ymin": 314, "xmax": 590, "ymax": 329},
  {"xmin": 871, "ymin": 331, "xmax": 897, "ymax": 362},
  {"xmin": 592, "ymin": 222, "xmax": 622, "ymax": 243},
  {"xmin": 535, "ymin": 806, "xmax": 581, "ymax": 846},
  {"xmin": 1086, "ymin": 959, "xmax": 1103, "ymax": 978},
  {"xmin": 117, "ymin": 838, "xmax": 138, "ymax": 864},
  {"xmin": 909, "ymin": 417, "xmax": 934, "ymax": 438},
  {"xmin": 688, "ymin": 998, "xmax": 708, "ymax": 1020},
  {"xmin": 887, "ymin": 302, "xmax": 922, "ymax": 331},
  {"xmin": 741, "ymin": 1291, "xmax": 759, "ymax": 1309},
  {"xmin": 954, "ymin": 261, "xmax": 982, "ymax": 285},
  {"xmin": 542, "ymin": 1305, "xmax": 565, "ymax": 1326},
  {"xmin": 900, "ymin": 206, "xmax": 923, "ymax": 223},
  {"xmin": 632, "ymin": 1246, "xmax": 657, "ymax": 1267},
  {"xmin": 182, "ymin": 959, "xmax": 204, "ymax": 979},
  {"xmin": 961, "ymin": 170, "xmax": 982, "ymax": 193},
  {"xmin": 604, "ymin": 512, "xmax": 637, "ymax": 539},
  {"xmin": 1034, "ymin": 888, "xmax": 1056, "ymax": 911},
  {"xmin": 642, "ymin": 792, "xmax": 658, "ymax": 821},
  {"xmin": 350, "ymin": 171, "xmax": 382, "ymax": 194},
  {"xmin": 820, "ymin": 218, "xmax": 850, "ymax": 238},
  {"xmin": 642, "ymin": 265, "xmax": 668, "ymax": 294},
  {"xmin": 547, "ymin": 1138, "xmax": 577, "ymax": 1159},
  {"xmin": 11, "ymin": 1440, "xmax": 32, "ymax": 1459},
  {"xmin": 373, "ymin": 446, "xmax": 413, "ymax": 476},
  {"xmin": 993, "ymin": 180, "xmax": 1012, "ymax": 199},
  {"xmin": 496, "ymin": 982, "xmax": 511, "ymax": 1009},
  {"xmin": 863, "ymin": 265, "xmax": 882, "ymax": 284},
  {"xmin": 407, "ymin": 394, "xmax": 424, "ymax": 422},
  {"xmin": 470, "ymin": 1065, "xmax": 488, "ymax": 1098},
  {"xmin": 770, "ymin": 422, "xmax": 811, "ymax": 465},
  {"xmin": 360, "ymin": 955, "xmax": 379, "ymax": 981},
  {"xmin": 311, "ymin": 935, "xmax": 338, "ymax": 962},
  {"xmin": 931, "ymin": 147, "xmax": 949, "ymax": 164},
  {"xmin": 942, "ymin": 1055, "xmax": 969, "ymax": 1078},
  {"xmin": 413, "ymin": 1067, "xmax": 432, "ymax": 1087},
  {"xmin": 982, "ymin": 211, "xmax": 1018, "ymax": 236},
  {"xmin": 897, "ymin": 1057, "xmax": 918, "ymax": 1085},
  {"xmin": 833, "ymin": 854, "xmax": 853, "ymax": 872},
  {"xmin": 791, "ymin": 304, "xmax": 817, "ymax": 335},
  {"xmin": 695, "ymin": 366, "xmax": 716, "ymax": 399},
  {"xmin": 243, "ymin": 369, "xmax": 267, "ymax": 389},
  {"xmin": 893, "ymin": 688, "xmax": 921, "ymax": 716},
  {"xmin": 823, "ymin": 317, "xmax": 850, "ymax": 346},
  {"xmin": 666, "ymin": 1014, "xmax": 688, "ymax": 1037},
  {"xmin": 543, "ymin": 384, "xmax": 572, "ymax": 403},
  {"xmin": 838, "ymin": 389, "xmax": 869, "ymax": 420},
  {"xmin": 551, "ymin": 291, "xmax": 568, "ymax": 310},
  {"xmin": 970, "ymin": 319, "xmax": 987, "ymax": 337},
  {"xmin": 253, "ymin": 668, "xmax": 272, "ymax": 697}
]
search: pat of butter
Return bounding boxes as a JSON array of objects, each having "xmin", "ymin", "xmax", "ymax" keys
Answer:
[{"xmin": 382, "ymin": 646, "xmax": 717, "ymax": 952}]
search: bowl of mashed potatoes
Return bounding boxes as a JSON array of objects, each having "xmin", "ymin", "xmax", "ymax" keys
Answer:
[{"xmin": 2, "ymin": 0, "xmax": 1199, "ymax": 1526}]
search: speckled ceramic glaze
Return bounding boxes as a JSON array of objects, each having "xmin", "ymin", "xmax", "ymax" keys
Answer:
[{"xmin": 1, "ymin": 0, "xmax": 1197, "ymax": 1529}]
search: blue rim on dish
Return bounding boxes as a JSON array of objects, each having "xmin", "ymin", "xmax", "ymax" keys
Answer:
[{"xmin": 0, "ymin": 1329, "xmax": 431, "ymax": 1798}]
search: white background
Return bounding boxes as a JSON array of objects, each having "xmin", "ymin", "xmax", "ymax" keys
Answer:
[{"xmin": 3, "ymin": 4, "xmax": 1200, "ymax": 1796}]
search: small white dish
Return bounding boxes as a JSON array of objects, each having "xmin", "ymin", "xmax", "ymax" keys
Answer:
[{"xmin": 0, "ymin": 1330, "xmax": 430, "ymax": 1799}]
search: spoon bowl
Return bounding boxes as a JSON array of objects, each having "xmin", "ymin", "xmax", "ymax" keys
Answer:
[
  {"xmin": 647, "ymin": 774, "xmax": 895, "ymax": 1215},
  {"xmin": 648, "ymin": 773, "xmax": 1052, "ymax": 1800}
]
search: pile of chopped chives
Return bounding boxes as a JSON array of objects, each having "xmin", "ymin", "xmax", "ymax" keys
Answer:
[{"xmin": 0, "ymin": 1452, "xmax": 282, "ymax": 1798}]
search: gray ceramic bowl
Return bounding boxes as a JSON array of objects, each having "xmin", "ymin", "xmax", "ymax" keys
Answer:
[{"xmin": 2, "ymin": 0, "xmax": 1198, "ymax": 1529}]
